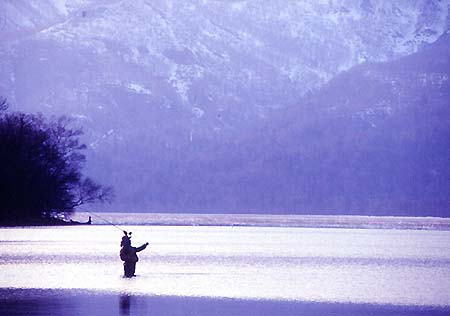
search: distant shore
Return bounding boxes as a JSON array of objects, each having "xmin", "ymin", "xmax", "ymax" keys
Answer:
[
  {"xmin": 0, "ymin": 216, "xmax": 91, "ymax": 227},
  {"xmin": 3, "ymin": 213, "xmax": 450, "ymax": 230},
  {"xmin": 70, "ymin": 212, "xmax": 450, "ymax": 230}
]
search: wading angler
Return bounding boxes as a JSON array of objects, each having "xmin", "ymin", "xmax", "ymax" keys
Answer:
[{"xmin": 119, "ymin": 231, "xmax": 149, "ymax": 278}]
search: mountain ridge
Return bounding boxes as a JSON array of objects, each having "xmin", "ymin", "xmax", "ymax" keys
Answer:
[{"xmin": 0, "ymin": 1, "xmax": 449, "ymax": 215}]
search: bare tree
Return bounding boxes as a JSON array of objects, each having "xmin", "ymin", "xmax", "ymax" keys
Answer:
[
  {"xmin": 0, "ymin": 98, "xmax": 8, "ymax": 112},
  {"xmin": 0, "ymin": 107, "xmax": 114, "ymax": 222}
]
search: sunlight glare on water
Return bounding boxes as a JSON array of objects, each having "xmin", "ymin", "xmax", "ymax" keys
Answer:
[{"xmin": 1, "ymin": 224, "xmax": 450, "ymax": 306}]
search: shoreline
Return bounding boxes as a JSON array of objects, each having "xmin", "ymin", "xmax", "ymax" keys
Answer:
[
  {"xmin": 0, "ymin": 217, "xmax": 91, "ymax": 227},
  {"xmin": 1, "ymin": 289, "xmax": 449, "ymax": 316},
  {"xmin": 72, "ymin": 212, "xmax": 450, "ymax": 231},
  {"xmin": 2, "ymin": 213, "xmax": 450, "ymax": 230}
]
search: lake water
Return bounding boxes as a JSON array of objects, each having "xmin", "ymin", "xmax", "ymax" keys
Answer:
[{"xmin": 1, "ymin": 216, "xmax": 450, "ymax": 315}]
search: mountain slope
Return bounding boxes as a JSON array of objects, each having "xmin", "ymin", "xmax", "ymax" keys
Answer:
[
  {"xmin": 85, "ymin": 32, "xmax": 450, "ymax": 215},
  {"xmin": 1, "ymin": 0, "xmax": 449, "ymax": 127},
  {"xmin": 234, "ymin": 33, "xmax": 450, "ymax": 215},
  {"xmin": 0, "ymin": 1, "xmax": 449, "ymax": 214}
]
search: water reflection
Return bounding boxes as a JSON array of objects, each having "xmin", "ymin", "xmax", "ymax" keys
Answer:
[
  {"xmin": 119, "ymin": 295, "xmax": 130, "ymax": 316},
  {"xmin": 1, "ymin": 289, "xmax": 449, "ymax": 316}
]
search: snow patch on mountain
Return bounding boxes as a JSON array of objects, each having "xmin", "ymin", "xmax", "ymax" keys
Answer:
[
  {"xmin": 192, "ymin": 107, "xmax": 205, "ymax": 118},
  {"xmin": 231, "ymin": 2, "xmax": 247, "ymax": 12},
  {"xmin": 126, "ymin": 83, "xmax": 151, "ymax": 95}
]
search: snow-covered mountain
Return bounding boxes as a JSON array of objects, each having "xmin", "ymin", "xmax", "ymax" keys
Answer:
[
  {"xmin": 245, "ymin": 33, "xmax": 450, "ymax": 216},
  {"xmin": 0, "ymin": 0, "xmax": 449, "ymax": 214},
  {"xmin": 2, "ymin": 0, "xmax": 449, "ymax": 124}
]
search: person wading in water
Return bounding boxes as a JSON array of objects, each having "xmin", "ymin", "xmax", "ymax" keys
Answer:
[{"xmin": 120, "ymin": 231, "xmax": 149, "ymax": 278}]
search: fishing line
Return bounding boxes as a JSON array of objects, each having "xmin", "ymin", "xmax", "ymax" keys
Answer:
[{"xmin": 76, "ymin": 206, "xmax": 126, "ymax": 232}]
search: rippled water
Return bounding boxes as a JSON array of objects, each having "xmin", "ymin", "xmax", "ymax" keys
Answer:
[{"xmin": 1, "ymin": 224, "xmax": 450, "ymax": 307}]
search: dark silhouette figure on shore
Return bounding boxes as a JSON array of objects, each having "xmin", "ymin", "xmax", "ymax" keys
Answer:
[{"xmin": 120, "ymin": 231, "xmax": 149, "ymax": 278}]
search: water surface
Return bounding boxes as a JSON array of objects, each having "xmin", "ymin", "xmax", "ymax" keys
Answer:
[{"xmin": 1, "ymin": 224, "xmax": 450, "ymax": 307}]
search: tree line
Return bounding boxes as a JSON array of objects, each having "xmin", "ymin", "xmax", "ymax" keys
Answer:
[{"xmin": 0, "ymin": 98, "xmax": 112, "ymax": 223}]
